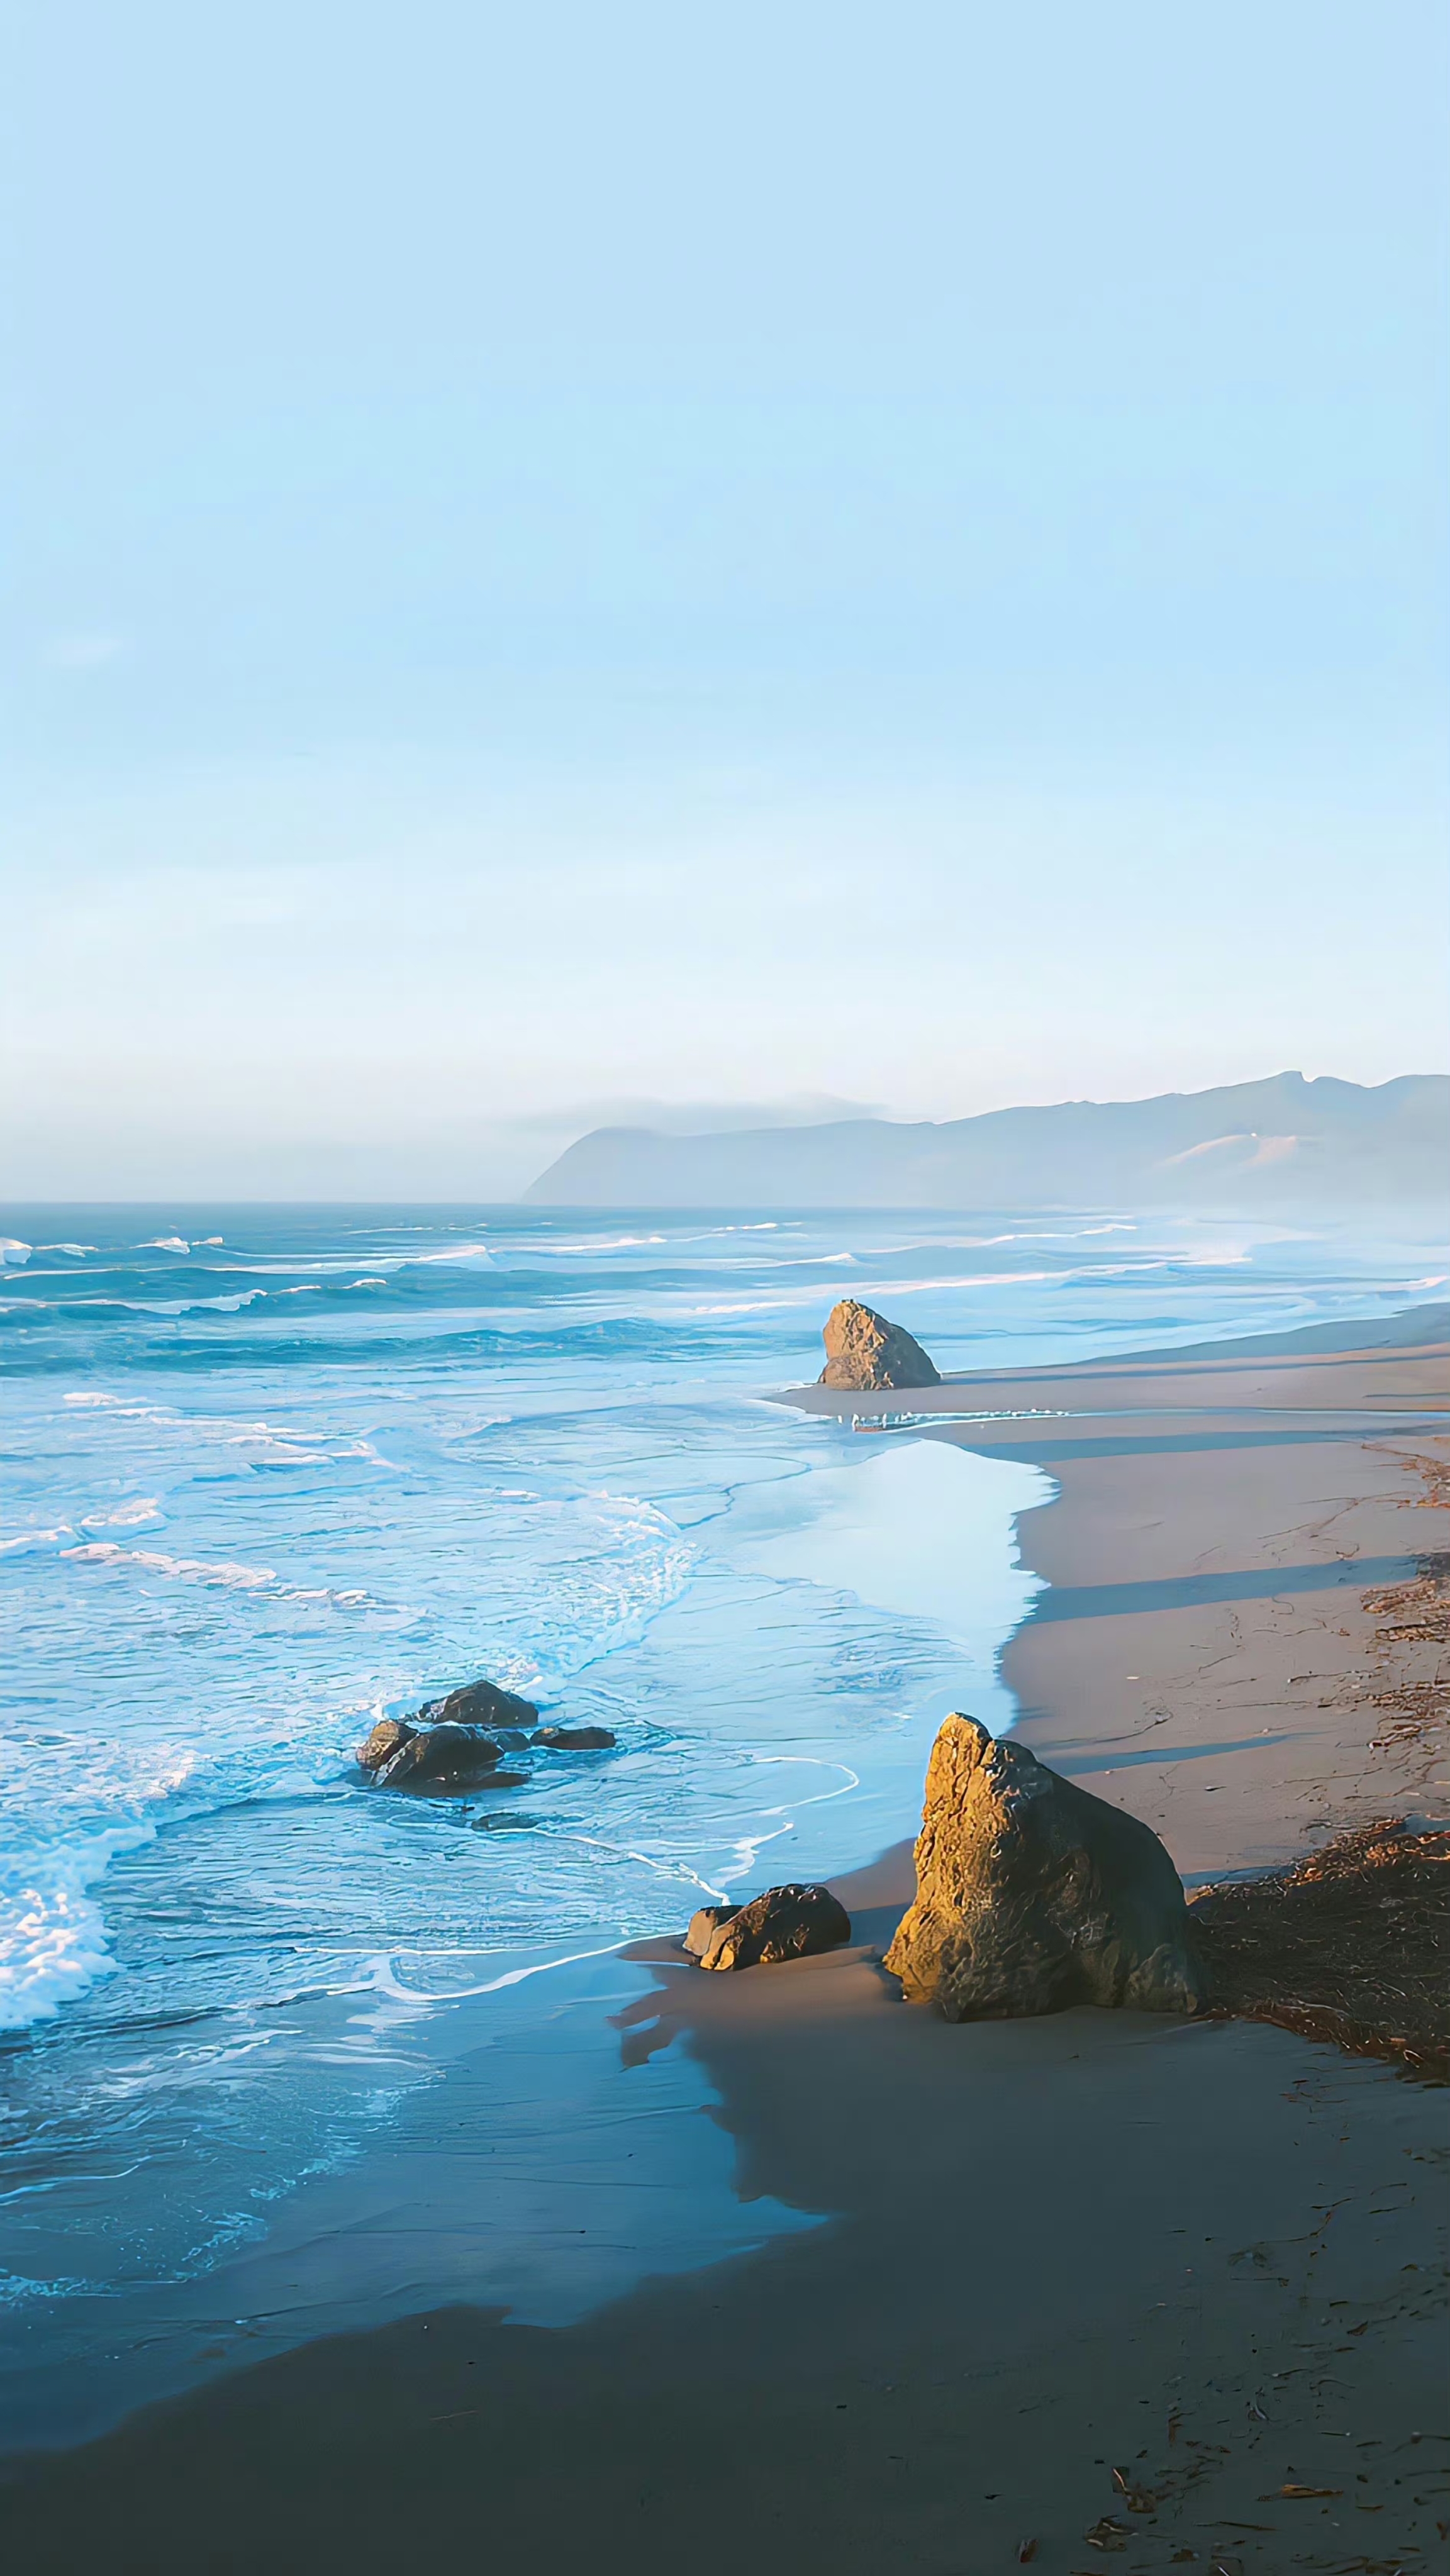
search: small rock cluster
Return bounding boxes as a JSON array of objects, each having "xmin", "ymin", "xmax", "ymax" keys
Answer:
[{"xmin": 356, "ymin": 1677, "xmax": 616, "ymax": 1792}]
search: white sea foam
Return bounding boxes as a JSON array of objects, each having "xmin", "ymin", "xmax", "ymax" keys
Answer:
[
  {"xmin": 36, "ymin": 1243, "xmax": 96, "ymax": 1257},
  {"xmin": 678, "ymin": 1269, "xmax": 1061, "ymax": 1318},
  {"xmin": 0, "ymin": 1747, "xmax": 197, "ymax": 2032},
  {"xmin": 59, "ymin": 1391, "xmax": 388, "ymax": 1470},
  {"xmin": 78, "ymin": 1497, "xmax": 165, "ymax": 1533},
  {"xmin": 403, "ymin": 1241, "xmax": 497, "ymax": 1267},
  {"xmin": 701, "ymin": 1252, "xmax": 1246, "ymax": 1315},
  {"xmin": 109, "ymin": 1289, "xmax": 267, "ymax": 1316},
  {"xmin": 62, "ymin": 1542, "xmax": 281, "ymax": 1589},
  {"xmin": 138, "ymin": 1237, "xmax": 190, "ymax": 1253},
  {"xmin": 0, "ymin": 1846, "xmax": 129, "ymax": 2028},
  {"xmin": 0, "ymin": 1525, "xmax": 75, "ymax": 1556},
  {"xmin": 57, "ymin": 1540, "xmax": 413, "ymax": 1624},
  {"xmin": 479, "ymin": 1493, "xmax": 699, "ymax": 1691},
  {"xmin": 362, "ymin": 1941, "xmax": 627, "ymax": 2002},
  {"xmin": 0, "ymin": 1238, "xmax": 32, "ymax": 1265},
  {"xmin": 532, "ymin": 1235, "xmax": 669, "ymax": 1253},
  {"xmin": 222, "ymin": 1434, "xmax": 336, "ymax": 1464}
]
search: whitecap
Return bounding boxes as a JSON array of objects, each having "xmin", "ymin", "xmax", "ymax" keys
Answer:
[
  {"xmin": 223, "ymin": 1434, "xmax": 337, "ymax": 1465},
  {"xmin": 59, "ymin": 1391, "xmax": 388, "ymax": 1471},
  {"xmin": 0, "ymin": 1862, "xmax": 121, "ymax": 2029},
  {"xmin": 138, "ymin": 1237, "xmax": 189, "ymax": 1254},
  {"xmin": 78, "ymin": 1498, "xmax": 165, "ymax": 1534},
  {"xmin": 0, "ymin": 1526, "xmax": 75, "ymax": 1556},
  {"xmin": 62, "ymin": 1543, "xmax": 279, "ymax": 1590},
  {"xmin": 533, "ymin": 1235, "xmax": 669, "ymax": 1253},
  {"xmin": 0, "ymin": 1748, "xmax": 198, "ymax": 2032},
  {"xmin": 57, "ymin": 1539, "xmax": 404, "ymax": 1618},
  {"xmin": 0, "ymin": 1238, "xmax": 31, "ymax": 1265},
  {"xmin": 403, "ymin": 1242, "xmax": 498, "ymax": 1267}
]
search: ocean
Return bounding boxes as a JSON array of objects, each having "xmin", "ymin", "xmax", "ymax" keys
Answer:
[{"xmin": 1, "ymin": 1201, "xmax": 1442, "ymax": 2441}]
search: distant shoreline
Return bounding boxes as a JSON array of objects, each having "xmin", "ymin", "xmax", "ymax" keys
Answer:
[{"xmin": 525, "ymin": 1069, "xmax": 1449, "ymax": 1209}]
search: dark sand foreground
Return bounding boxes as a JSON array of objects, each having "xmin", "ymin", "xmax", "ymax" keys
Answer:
[{"xmin": 3, "ymin": 1311, "xmax": 1447, "ymax": 2573}]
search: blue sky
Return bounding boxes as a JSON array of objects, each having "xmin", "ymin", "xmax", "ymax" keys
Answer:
[{"xmin": 4, "ymin": 0, "xmax": 1446, "ymax": 1195}]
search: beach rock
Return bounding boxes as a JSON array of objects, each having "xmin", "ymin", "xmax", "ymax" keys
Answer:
[
  {"xmin": 818, "ymin": 1299, "xmax": 941, "ymax": 1392},
  {"xmin": 420, "ymin": 1678, "xmax": 539, "ymax": 1729},
  {"xmin": 684, "ymin": 1904, "xmax": 740, "ymax": 1958},
  {"xmin": 375, "ymin": 1723, "xmax": 506, "ymax": 1789},
  {"xmin": 356, "ymin": 1716, "xmax": 416, "ymax": 1774},
  {"xmin": 697, "ymin": 1883, "xmax": 852, "ymax": 1972},
  {"xmin": 531, "ymin": 1724, "xmax": 617, "ymax": 1752},
  {"xmin": 884, "ymin": 1715, "xmax": 1207, "ymax": 2019}
]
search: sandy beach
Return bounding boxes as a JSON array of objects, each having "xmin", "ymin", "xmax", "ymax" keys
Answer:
[{"xmin": 3, "ymin": 1307, "xmax": 1446, "ymax": 2573}]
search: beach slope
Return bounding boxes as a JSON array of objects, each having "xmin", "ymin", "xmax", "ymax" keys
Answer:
[{"xmin": 2, "ymin": 1311, "xmax": 1446, "ymax": 2572}]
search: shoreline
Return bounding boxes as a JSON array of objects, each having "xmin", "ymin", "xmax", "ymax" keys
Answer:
[{"xmin": 3, "ymin": 1306, "xmax": 1447, "ymax": 2570}]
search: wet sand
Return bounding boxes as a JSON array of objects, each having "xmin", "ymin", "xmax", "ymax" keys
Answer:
[{"xmin": 3, "ymin": 1309, "xmax": 1447, "ymax": 2572}]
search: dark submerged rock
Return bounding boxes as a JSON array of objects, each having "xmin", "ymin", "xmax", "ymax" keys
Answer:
[
  {"xmin": 376, "ymin": 1723, "xmax": 506, "ymax": 1789},
  {"xmin": 684, "ymin": 1903, "xmax": 740, "ymax": 1958},
  {"xmin": 420, "ymin": 1679, "xmax": 539, "ymax": 1729},
  {"xmin": 884, "ymin": 1714, "xmax": 1205, "ymax": 2019},
  {"xmin": 356, "ymin": 1716, "xmax": 416, "ymax": 1774},
  {"xmin": 818, "ymin": 1299, "xmax": 941, "ymax": 1392},
  {"xmin": 697, "ymin": 1883, "xmax": 851, "ymax": 1972},
  {"xmin": 531, "ymin": 1725, "xmax": 617, "ymax": 1752}
]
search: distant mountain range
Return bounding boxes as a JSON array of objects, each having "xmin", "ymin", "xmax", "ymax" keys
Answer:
[{"xmin": 525, "ymin": 1073, "xmax": 1449, "ymax": 1210}]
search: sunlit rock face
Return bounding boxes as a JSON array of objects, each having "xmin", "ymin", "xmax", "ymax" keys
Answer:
[
  {"xmin": 693, "ymin": 1884, "xmax": 852, "ymax": 1971},
  {"xmin": 886, "ymin": 1715, "xmax": 1207, "ymax": 2019},
  {"xmin": 818, "ymin": 1299, "xmax": 941, "ymax": 1391}
]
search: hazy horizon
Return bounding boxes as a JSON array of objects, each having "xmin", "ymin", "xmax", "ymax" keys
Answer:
[
  {"xmin": 5, "ymin": 2, "xmax": 1447, "ymax": 1197},
  {"xmin": 1, "ymin": 1067, "xmax": 1444, "ymax": 1211}
]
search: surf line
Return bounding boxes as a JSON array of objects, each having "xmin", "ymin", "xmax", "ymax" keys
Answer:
[{"xmin": 365, "ymin": 1941, "xmax": 630, "ymax": 2002}]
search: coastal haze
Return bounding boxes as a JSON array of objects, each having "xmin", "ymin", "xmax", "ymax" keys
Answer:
[
  {"xmin": 4, "ymin": 6, "xmax": 1446, "ymax": 1200},
  {"xmin": 527, "ymin": 1069, "xmax": 1449, "ymax": 1209},
  {"xmin": 4, "ymin": 0, "xmax": 1448, "ymax": 2568}
]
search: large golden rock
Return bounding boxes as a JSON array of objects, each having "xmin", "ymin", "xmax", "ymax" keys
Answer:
[
  {"xmin": 818, "ymin": 1298, "xmax": 941, "ymax": 1390},
  {"xmin": 885, "ymin": 1715, "xmax": 1206, "ymax": 2019}
]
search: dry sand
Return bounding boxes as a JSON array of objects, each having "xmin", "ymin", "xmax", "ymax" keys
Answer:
[{"xmin": 2, "ymin": 1313, "xmax": 1447, "ymax": 2573}]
